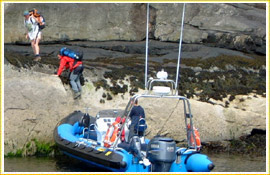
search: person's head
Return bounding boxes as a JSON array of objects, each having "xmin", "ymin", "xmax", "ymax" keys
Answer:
[
  {"xmin": 134, "ymin": 99, "xmax": 138, "ymax": 105},
  {"xmin": 23, "ymin": 10, "xmax": 30, "ymax": 18}
]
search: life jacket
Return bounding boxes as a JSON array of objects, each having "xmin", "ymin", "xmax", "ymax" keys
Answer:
[
  {"xmin": 187, "ymin": 124, "xmax": 201, "ymax": 151},
  {"xmin": 29, "ymin": 9, "xmax": 45, "ymax": 30},
  {"xmin": 104, "ymin": 117, "xmax": 121, "ymax": 148}
]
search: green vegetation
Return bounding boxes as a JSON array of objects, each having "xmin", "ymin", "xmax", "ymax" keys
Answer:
[
  {"xmin": 33, "ymin": 139, "xmax": 54, "ymax": 156},
  {"xmin": 5, "ymin": 48, "xmax": 266, "ymax": 104},
  {"xmin": 5, "ymin": 139, "xmax": 55, "ymax": 157},
  {"xmin": 203, "ymin": 133, "xmax": 266, "ymax": 156},
  {"xmin": 6, "ymin": 149, "xmax": 24, "ymax": 157},
  {"xmin": 90, "ymin": 54, "xmax": 266, "ymax": 103}
]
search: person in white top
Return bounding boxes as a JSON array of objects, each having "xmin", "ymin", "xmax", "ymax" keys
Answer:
[{"xmin": 24, "ymin": 10, "xmax": 42, "ymax": 61}]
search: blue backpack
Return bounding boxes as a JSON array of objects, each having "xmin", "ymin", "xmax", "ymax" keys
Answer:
[{"xmin": 60, "ymin": 47, "xmax": 83, "ymax": 61}]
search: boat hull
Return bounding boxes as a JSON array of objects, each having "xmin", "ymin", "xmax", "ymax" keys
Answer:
[{"xmin": 54, "ymin": 111, "xmax": 214, "ymax": 172}]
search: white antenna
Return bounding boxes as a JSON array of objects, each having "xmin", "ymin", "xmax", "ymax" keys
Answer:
[
  {"xmin": 175, "ymin": 3, "xmax": 186, "ymax": 92},
  {"xmin": 145, "ymin": 3, "xmax": 150, "ymax": 89}
]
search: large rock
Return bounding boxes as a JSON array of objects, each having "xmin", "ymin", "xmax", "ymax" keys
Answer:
[
  {"xmin": 4, "ymin": 3, "xmax": 147, "ymax": 42},
  {"xmin": 4, "ymin": 64, "xmax": 74, "ymax": 155},
  {"xmin": 140, "ymin": 96, "xmax": 266, "ymax": 142},
  {"xmin": 4, "ymin": 63, "xmax": 266, "ymax": 155},
  {"xmin": 152, "ymin": 3, "xmax": 266, "ymax": 54},
  {"xmin": 4, "ymin": 3, "xmax": 266, "ymax": 54}
]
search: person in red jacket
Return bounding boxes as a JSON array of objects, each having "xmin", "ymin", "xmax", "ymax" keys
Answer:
[{"xmin": 56, "ymin": 54, "xmax": 84, "ymax": 99}]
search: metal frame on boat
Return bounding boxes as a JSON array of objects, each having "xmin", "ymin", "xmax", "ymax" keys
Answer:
[{"xmin": 113, "ymin": 93, "xmax": 200, "ymax": 152}]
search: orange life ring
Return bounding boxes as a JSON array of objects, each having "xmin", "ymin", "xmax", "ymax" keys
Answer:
[
  {"xmin": 187, "ymin": 124, "xmax": 201, "ymax": 150},
  {"xmin": 104, "ymin": 117, "xmax": 121, "ymax": 148},
  {"xmin": 104, "ymin": 125, "xmax": 114, "ymax": 147},
  {"xmin": 109, "ymin": 124, "xmax": 119, "ymax": 144}
]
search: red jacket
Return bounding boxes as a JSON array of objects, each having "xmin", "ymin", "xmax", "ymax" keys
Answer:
[{"xmin": 57, "ymin": 55, "xmax": 82, "ymax": 76}]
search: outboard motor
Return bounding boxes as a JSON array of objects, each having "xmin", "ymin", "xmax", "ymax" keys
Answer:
[
  {"xmin": 130, "ymin": 136, "xmax": 151, "ymax": 167},
  {"xmin": 147, "ymin": 136, "xmax": 176, "ymax": 172},
  {"xmin": 130, "ymin": 136, "xmax": 143, "ymax": 160},
  {"xmin": 79, "ymin": 113, "xmax": 90, "ymax": 128}
]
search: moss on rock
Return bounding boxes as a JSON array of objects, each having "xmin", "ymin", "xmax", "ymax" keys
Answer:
[
  {"xmin": 5, "ymin": 139, "xmax": 55, "ymax": 157},
  {"xmin": 92, "ymin": 54, "xmax": 265, "ymax": 103}
]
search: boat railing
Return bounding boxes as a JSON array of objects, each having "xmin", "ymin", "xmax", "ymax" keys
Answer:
[
  {"xmin": 146, "ymin": 78, "xmax": 177, "ymax": 96},
  {"xmin": 112, "ymin": 94, "xmax": 200, "ymax": 151},
  {"xmin": 145, "ymin": 69, "xmax": 178, "ymax": 96}
]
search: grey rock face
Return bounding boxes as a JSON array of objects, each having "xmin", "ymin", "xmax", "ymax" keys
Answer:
[
  {"xmin": 4, "ymin": 3, "xmax": 265, "ymax": 54},
  {"xmin": 4, "ymin": 62, "xmax": 266, "ymax": 155},
  {"xmin": 4, "ymin": 64, "xmax": 74, "ymax": 155}
]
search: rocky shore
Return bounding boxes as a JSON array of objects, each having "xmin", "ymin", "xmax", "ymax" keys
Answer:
[
  {"xmin": 4, "ymin": 41, "xmax": 266, "ymax": 157},
  {"xmin": 3, "ymin": 3, "xmax": 266, "ymax": 157}
]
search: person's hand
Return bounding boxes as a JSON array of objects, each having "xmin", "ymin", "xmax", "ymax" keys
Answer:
[{"xmin": 25, "ymin": 34, "xmax": 29, "ymax": 39}]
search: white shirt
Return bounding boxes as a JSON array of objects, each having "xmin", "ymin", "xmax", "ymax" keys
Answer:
[{"xmin": 24, "ymin": 16, "xmax": 41, "ymax": 41}]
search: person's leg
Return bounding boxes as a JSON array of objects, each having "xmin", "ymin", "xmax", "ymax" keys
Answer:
[
  {"xmin": 70, "ymin": 71, "xmax": 79, "ymax": 93},
  {"xmin": 128, "ymin": 124, "xmax": 136, "ymax": 143},
  {"xmin": 31, "ymin": 40, "xmax": 36, "ymax": 55},
  {"xmin": 35, "ymin": 33, "xmax": 41, "ymax": 54},
  {"xmin": 75, "ymin": 72, "xmax": 82, "ymax": 92},
  {"xmin": 35, "ymin": 38, "xmax": 40, "ymax": 55},
  {"xmin": 33, "ymin": 33, "xmax": 41, "ymax": 61},
  {"xmin": 70, "ymin": 71, "xmax": 81, "ymax": 99}
]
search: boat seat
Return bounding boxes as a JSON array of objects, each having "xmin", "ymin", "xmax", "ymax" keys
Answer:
[
  {"xmin": 78, "ymin": 113, "xmax": 98, "ymax": 140},
  {"xmin": 152, "ymin": 86, "xmax": 171, "ymax": 95},
  {"xmin": 83, "ymin": 124, "xmax": 98, "ymax": 141}
]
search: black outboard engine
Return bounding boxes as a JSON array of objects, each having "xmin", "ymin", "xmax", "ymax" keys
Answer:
[
  {"xmin": 147, "ymin": 136, "xmax": 176, "ymax": 172},
  {"xmin": 79, "ymin": 113, "xmax": 97, "ymax": 140},
  {"xmin": 79, "ymin": 113, "xmax": 90, "ymax": 128}
]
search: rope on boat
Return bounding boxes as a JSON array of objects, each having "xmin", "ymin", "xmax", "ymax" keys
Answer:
[{"xmin": 156, "ymin": 99, "xmax": 180, "ymax": 136}]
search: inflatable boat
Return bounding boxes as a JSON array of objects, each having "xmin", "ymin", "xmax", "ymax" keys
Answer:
[
  {"xmin": 54, "ymin": 94, "xmax": 215, "ymax": 172},
  {"xmin": 54, "ymin": 3, "xmax": 214, "ymax": 172}
]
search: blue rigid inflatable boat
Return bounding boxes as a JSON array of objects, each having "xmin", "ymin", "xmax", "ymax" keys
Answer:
[
  {"xmin": 54, "ymin": 94, "xmax": 215, "ymax": 172},
  {"xmin": 54, "ymin": 3, "xmax": 215, "ymax": 172}
]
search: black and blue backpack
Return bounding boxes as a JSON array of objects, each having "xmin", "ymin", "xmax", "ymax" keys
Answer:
[{"xmin": 60, "ymin": 47, "xmax": 83, "ymax": 61}]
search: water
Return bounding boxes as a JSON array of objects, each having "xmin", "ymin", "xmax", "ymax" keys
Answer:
[
  {"xmin": 4, "ymin": 153, "xmax": 266, "ymax": 172},
  {"xmin": 209, "ymin": 153, "xmax": 266, "ymax": 172}
]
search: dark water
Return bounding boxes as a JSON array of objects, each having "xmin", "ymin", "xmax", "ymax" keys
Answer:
[
  {"xmin": 4, "ymin": 153, "xmax": 266, "ymax": 172},
  {"xmin": 209, "ymin": 153, "xmax": 266, "ymax": 172}
]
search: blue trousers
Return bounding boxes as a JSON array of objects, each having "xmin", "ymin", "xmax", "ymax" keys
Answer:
[{"xmin": 69, "ymin": 65, "xmax": 83, "ymax": 93}]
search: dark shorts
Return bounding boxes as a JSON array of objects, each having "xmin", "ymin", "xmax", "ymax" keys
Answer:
[{"xmin": 73, "ymin": 65, "xmax": 84, "ymax": 74}]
